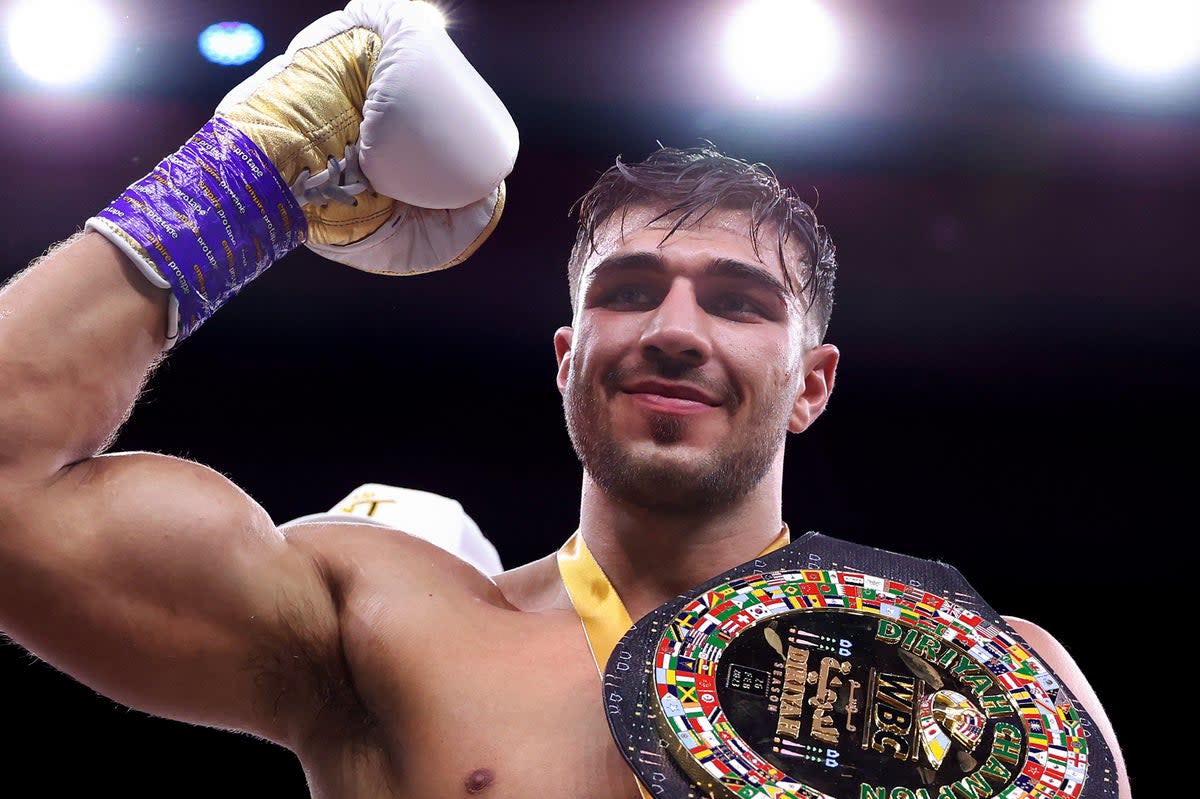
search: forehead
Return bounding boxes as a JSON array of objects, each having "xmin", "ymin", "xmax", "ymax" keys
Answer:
[{"xmin": 581, "ymin": 205, "xmax": 799, "ymax": 286}]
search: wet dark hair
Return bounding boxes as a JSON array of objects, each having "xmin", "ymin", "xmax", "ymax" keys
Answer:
[{"xmin": 568, "ymin": 143, "xmax": 837, "ymax": 341}]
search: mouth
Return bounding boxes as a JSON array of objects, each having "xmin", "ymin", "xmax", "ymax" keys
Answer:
[{"xmin": 620, "ymin": 379, "xmax": 723, "ymax": 415}]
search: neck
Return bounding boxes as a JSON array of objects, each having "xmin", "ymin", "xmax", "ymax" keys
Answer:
[{"xmin": 576, "ymin": 459, "xmax": 786, "ymax": 622}]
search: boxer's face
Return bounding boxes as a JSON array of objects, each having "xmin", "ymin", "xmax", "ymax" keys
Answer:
[{"xmin": 555, "ymin": 206, "xmax": 837, "ymax": 513}]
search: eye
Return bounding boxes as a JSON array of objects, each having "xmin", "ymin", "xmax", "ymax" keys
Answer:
[
  {"xmin": 709, "ymin": 293, "xmax": 767, "ymax": 320},
  {"xmin": 599, "ymin": 283, "xmax": 659, "ymax": 311}
]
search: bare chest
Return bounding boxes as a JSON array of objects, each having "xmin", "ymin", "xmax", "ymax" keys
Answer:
[{"xmin": 311, "ymin": 599, "xmax": 645, "ymax": 799}]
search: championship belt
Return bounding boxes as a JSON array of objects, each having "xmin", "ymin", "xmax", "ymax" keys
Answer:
[{"xmin": 602, "ymin": 532, "xmax": 1119, "ymax": 799}]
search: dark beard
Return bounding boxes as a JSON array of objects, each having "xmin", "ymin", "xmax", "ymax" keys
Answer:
[{"xmin": 563, "ymin": 365, "xmax": 788, "ymax": 515}]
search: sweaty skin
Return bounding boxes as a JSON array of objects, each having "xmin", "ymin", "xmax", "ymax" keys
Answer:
[{"xmin": 0, "ymin": 222, "xmax": 1128, "ymax": 798}]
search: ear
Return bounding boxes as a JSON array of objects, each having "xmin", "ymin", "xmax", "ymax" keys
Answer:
[
  {"xmin": 788, "ymin": 344, "xmax": 840, "ymax": 434},
  {"xmin": 554, "ymin": 326, "xmax": 574, "ymax": 394}
]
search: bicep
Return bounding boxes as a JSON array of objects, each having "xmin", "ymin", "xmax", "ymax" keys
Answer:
[
  {"xmin": 1003, "ymin": 616, "xmax": 1131, "ymax": 799},
  {"xmin": 0, "ymin": 451, "xmax": 342, "ymax": 746}
]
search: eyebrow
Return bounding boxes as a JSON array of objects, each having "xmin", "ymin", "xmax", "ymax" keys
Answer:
[{"xmin": 586, "ymin": 252, "xmax": 789, "ymax": 300}]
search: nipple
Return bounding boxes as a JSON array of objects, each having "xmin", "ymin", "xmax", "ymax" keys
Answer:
[{"xmin": 465, "ymin": 768, "xmax": 495, "ymax": 794}]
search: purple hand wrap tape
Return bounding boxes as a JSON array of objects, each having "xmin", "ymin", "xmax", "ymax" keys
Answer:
[{"xmin": 95, "ymin": 117, "xmax": 308, "ymax": 341}]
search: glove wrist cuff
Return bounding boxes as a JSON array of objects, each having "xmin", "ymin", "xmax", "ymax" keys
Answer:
[{"xmin": 87, "ymin": 117, "xmax": 308, "ymax": 346}]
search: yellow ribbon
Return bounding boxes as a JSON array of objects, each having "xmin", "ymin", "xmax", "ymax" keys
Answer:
[{"xmin": 557, "ymin": 525, "xmax": 791, "ymax": 798}]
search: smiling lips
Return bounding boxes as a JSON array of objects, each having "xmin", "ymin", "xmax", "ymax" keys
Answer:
[{"xmin": 621, "ymin": 379, "xmax": 723, "ymax": 415}]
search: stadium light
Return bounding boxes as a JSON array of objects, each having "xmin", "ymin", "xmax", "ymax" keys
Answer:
[
  {"xmin": 1085, "ymin": 0, "xmax": 1200, "ymax": 77},
  {"xmin": 724, "ymin": 0, "xmax": 840, "ymax": 103},
  {"xmin": 198, "ymin": 22, "xmax": 265, "ymax": 67},
  {"xmin": 7, "ymin": 0, "xmax": 113, "ymax": 86}
]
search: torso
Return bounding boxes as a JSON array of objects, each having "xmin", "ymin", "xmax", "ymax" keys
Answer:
[
  {"xmin": 279, "ymin": 521, "xmax": 1128, "ymax": 799},
  {"xmin": 290, "ymin": 522, "xmax": 642, "ymax": 799}
]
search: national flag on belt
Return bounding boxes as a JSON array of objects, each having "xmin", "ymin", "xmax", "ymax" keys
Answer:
[
  {"xmin": 981, "ymin": 640, "xmax": 1009, "ymax": 661},
  {"xmin": 997, "ymin": 669, "xmax": 1034, "ymax": 692},
  {"xmin": 745, "ymin": 602, "xmax": 771, "ymax": 619},
  {"xmin": 957, "ymin": 608, "xmax": 983, "ymax": 627},
  {"xmin": 918, "ymin": 617, "xmax": 947, "ymax": 638},
  {"xmin": 974, "ymin": 621, "xmax": 1001, "ymax": 641},
  {"xmin": 1030, "ymin": 781, "xmax": 1059, "ymax": 799},
  {"xmin": 801, "ymin": 569, "xmax": 828, "ymax": 583},
  {"xmin": 837, "ymin": 571, "xmax": 866, "ymax": 586},
  {"xmin": 864, "ymin": 575, "xmax": 886, "ymax": 593},
  {"xmin": 885, "ymin": 579, "xmax": 907, "ymax": 596},
  {"xmin": 661, "ymin": 695, "xmax": 686, "ymax": 719},
  {"xmin": 991, "ymin": 627, "xmax": 1018, "ymax": 649},
  {"xmin": 704, "ymin": 589, "xmax": 730, "ymax": 608},
  {"xmin": 880, "ymin": 603, "xmax": 901, "ymax": 620},
  {"xmin": 708, "ymin": 629, "xmax": 733, "ymax": 647},
  {"xmin": 1064, "ymin": 749, "xmax": 1087, "ymax": 783},
  {"xmin": 712, "ymin": 600, "xmax": 741, "ymax": 621},
  {"xmin": 986, "ymin": 658, "xmax": 1010, "ymax": 677},
  {"xmin": 1036, "ymin": 671, "xmax": 1062, "ymax": 692},
  {"xmin": 946, "ymin": 616, "xmax": 977, "ymax": 639},
  {"xmin": 700, "ymin": 754, "xmax": 733, "ymax": 780}
]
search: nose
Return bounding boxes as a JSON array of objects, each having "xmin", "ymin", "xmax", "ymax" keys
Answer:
[{"xmin": 639, "ymin": 279, "xmax": 712, "ymax": 369}]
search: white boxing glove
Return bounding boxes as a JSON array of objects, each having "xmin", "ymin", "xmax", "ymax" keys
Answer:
[
  {"xmin": 283, "ymin": 483, "xmax": 503, "ymax": 577},
  {"xmin": 88, "ymin": 0, "xmax": 517, "ymax": 344},
  {"xmin": 217, "ymin": 0, "xmax": 518, "ymax": 270}
]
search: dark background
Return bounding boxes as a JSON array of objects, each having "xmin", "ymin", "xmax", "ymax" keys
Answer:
[{"xmin": 1, "ymin": 0, "xmax": 1192, "ymax": 795}]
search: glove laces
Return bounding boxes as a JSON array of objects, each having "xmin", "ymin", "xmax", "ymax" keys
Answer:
[{"xmin": 291, "ymin": 144, "xmax": 372, "ymax": 208}]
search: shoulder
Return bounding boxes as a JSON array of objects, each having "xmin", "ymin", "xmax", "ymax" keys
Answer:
[
  {"xmin": 281, "ymin": 518, "xmax": 510, "ymax": 608},
  {"xmin": 1002, "ymin": 616, "xmax": 1131, "ymax": 798}
]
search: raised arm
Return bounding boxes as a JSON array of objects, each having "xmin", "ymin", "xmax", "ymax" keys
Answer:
[
  {"xmin": 0, "ymin": 0, "xmax": 515, "ymax": 747},
  {"xmin": 0, "ymin": 230, "xmax": 339, "ymax": 742}
]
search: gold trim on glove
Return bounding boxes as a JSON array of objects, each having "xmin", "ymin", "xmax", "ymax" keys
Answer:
[{"xmin": 218, "ymin": 27, "xmax": 396, "ymax": 247}]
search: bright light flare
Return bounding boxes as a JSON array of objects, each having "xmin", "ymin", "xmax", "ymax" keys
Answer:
[
  {"xmin": 1085, "ymin": 0, "xmax": 1200, "ymax": 77},
  {"xmin": 198, "ymin": 22, "xmax": 264, "ymax": 66},
  {"xmin": 7, "ymin": 0, "xmax": 113, "ymax": 86},
  {"xmin": 724, "ymin": 0, "xmax": 840, "ymax": 102},
  {"xmin": 411, "ymin": 2, "xmax": 448, "ymax": 30}
]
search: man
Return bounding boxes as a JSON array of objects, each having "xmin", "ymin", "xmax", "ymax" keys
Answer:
[{"xmin": 0, "ymin": 2, "xmax": 1127, "ymax": 798}]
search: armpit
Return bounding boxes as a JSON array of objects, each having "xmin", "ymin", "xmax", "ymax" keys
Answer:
[{"xmin": 249, "ymin": 574, "xmax": 377, "ymax": 748}]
